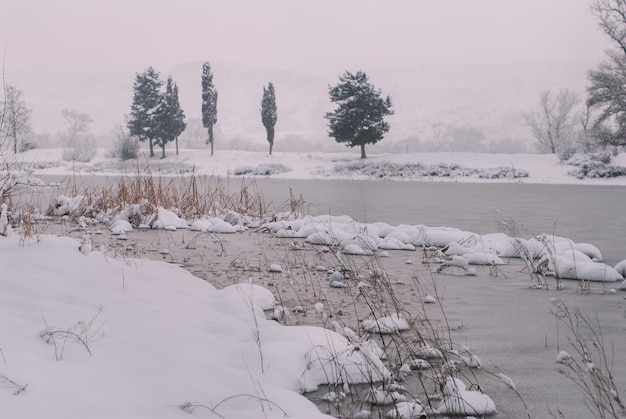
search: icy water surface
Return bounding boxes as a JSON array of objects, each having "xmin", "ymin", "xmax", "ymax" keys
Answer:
[{"xmin": 29, "ymin": 176, "xmax": 626, "ymax": 265}]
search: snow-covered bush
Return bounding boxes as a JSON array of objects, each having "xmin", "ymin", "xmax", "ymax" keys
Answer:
[
  {"xmin": 565, "ymin": 152, "xmax": 626, "ymax": 179},
  {"xmin": 62, "ymin": 137, "xmax": 97, "ymax": 163},
  {"xmin": 331, "ymin": 160, "xmax": 528, "ymax": 180},
  {"xmin": 233, "ymin": 163, "xmax": 290, "ymax": 176},
  {"xmin": 476, "ymin": 166, "xmax": 529, "ymax": 179},
  {"xmin": 109, "ymin": 127, "xmax": 139, "ymax": 161}
]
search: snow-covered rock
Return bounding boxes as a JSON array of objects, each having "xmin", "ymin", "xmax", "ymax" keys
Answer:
[
  {"xmin": 361, "ymin": 313, "xmax": 409, "ymax": 334},
  {"xmin": 220, "ymin": 283, "xmax": 276, "ymax": 311},
  {"xmin": 152, "ymin": 207, "xmax": 188, "ymax": 229},
  {"xmin": 553, "ymin": 256, "xmax": 623, "ymax": 282},
  {"xmin": 436, "ymin": 377, "xmax": 496, "ymax": 415}
]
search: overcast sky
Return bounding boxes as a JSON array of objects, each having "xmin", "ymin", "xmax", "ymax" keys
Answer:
[
  {"xmin": 0, "ymin": 0, "xmax": 610, "ymax": 77},
  {"xmin": 0, "ymin": 0, "xmax": 615, "ymax": 141}
]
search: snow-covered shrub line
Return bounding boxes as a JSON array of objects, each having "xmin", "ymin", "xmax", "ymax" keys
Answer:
[
  {"xmin": 233, "ymin": 163, "xmax": 291, "ymax": 176},
  {"xmin": 331, "ymin": 160, "xmax": 528, "ymax": 180}
]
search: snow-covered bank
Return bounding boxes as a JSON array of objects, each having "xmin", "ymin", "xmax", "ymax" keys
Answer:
[
  {"xmin": 15, "ymin": 148, "xmax": 626, "ymax": 186},
  {"xmin": 0, "ymin": 232, "xmax": 381, "ymax": 419},
  {"xmin": 3, "ymin": 148, "xmax": 626, "ymax": 418}
]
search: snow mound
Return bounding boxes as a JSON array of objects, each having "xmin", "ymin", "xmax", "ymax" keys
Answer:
[
  {"xmin": 553, "ymin": 256, "xmax": 623, "ymax": 282},
  {"xmin": 435, "ymin": 377, "xmax": 496, "ymax": 415},
  {"xmin": 220, "ymin": 283, "xmax": 276, "ymax": 311},
  {"xmin": 298, "ymin": 328, "xmax": 391, "ymax": 392},
  {"xmin": 152, "ymin": 207, "xmax": 188, "ymax": 229},
  {"xmin": 361, "ymin": 313, "xmax": 409, "ymax": 334}
]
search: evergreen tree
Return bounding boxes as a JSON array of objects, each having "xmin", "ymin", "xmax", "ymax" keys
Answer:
[
  {"xmin": 325, "ymin": 70, "xmax": 393, "ymax": 158},
  {"xmin": 201, "ymin": 62, "xmax": 218, "ymax": 156},
  {"xmin": 169, "ymin": 80, "xmax": 186, "ymax": 156},
  {"xmin": 128, "ymin": 67, "xmax": 162, "ymax": 158},
  {"xmin": 155, "ymin": 77, "xmax": 186, "ymax": 158},
  {"xmin": 261, "ymin": 82, "xmax": 278, "ymax": 155},
  {"xmin": 587, "ymin": 0, "xmax": 626, "ymax": 148}
]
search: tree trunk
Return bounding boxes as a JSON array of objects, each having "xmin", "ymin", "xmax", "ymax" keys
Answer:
[
  {"xmin": 176, "ymin": 137, "xmax": 179, "ymax": 155},
  {"xmin": 266, "ymin": 125, "xmax": 275, "ymax": 155},
  {"xmin": 209, "ymin": 125, "xmax": 214, "ymax": 156},
  {"xmin": 360, "ymin": 143, "xmax": 367, "ymax": 159},
  {"xmin": 149, "ymin": 138, "xmax": 154, "ymax": 158},
  {"xmin": 161, "ymin": 142, "xmax": 166, "ymax": 159}
]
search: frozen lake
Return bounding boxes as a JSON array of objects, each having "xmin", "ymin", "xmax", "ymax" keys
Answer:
[
  {"xmin": 30, "ymin": 175, "xmax": 626, "ymax": 266},
  {"xmin": 252, "ymin": 179, "xmax": 626, "ymax": 266}
]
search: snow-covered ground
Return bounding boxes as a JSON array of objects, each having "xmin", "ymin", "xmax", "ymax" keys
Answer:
[
  {"xmin": 2, "ymin": 149, "xmax": 626, "ymax": 418},
  {"xmin": 15, "ymin": 147, "xmax": 626, "ymax": 185}
]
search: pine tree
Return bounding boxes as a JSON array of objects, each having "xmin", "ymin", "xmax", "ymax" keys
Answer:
[
  {"xmin": 128, "ymin": 67, "xmax": 162, "ymax": 158},
  {"xmin": 261, "ymin": 82, "xmax": 278, "ymax": 155},
  {"xmin": 155, "ymin": 77, "xmax": 186, "ymax": 158},
  {"xmin": 325, "ymin": 70, "xmax": 393, "ymax": 159},
  {"xmin": 201, "ymin": 62, "xmax": 218, "ymax": 156}
]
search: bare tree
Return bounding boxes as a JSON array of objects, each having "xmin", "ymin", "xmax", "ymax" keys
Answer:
[
  {"xmin": 61, "ymin": 109, "xmax": 96, "ymax": 162},
  {"xmin": 429, "ymin": 122, "xmax": 453, "ymax": 151},
  {"xmin": 523, "ymin": 89, "xmax": 580, "ymax": 154},
  {"xmin": 1, "ymin": 84, "xmax": 32, "ymax": 154},
  {"xmin": 62, "ymin": 109, "xmax": 93, "ymax": 143},
  {"xmin": 587, "ymin": 0, "xmax": 626, "ymax": 148}
]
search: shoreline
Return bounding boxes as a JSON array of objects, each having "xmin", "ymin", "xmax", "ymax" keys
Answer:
[{"xmin": 41, "ymin": 218, "xmax": 626, "ymax": 418}]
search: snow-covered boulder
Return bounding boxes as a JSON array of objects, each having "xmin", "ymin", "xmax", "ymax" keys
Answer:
[
  {"xmin": 361, "ymin": 313, "xmax": 409, "ymax": 334},
  {"xmin": 435, "ymin": 377, "xmax": 496, "ymax": 416},
  {"xmin": 573, "ymin": 242, "xmax": 603, "ymax": 261},
  {"xmin": 472, "ymin": 232, "xmax": 519, "ymax": 258},
  {"xmin": 384, "ymin": 401, "xmax": 425, "ymax": 418},
  {"xmin": 189, "ymin": 219, "xmax": 212, "ymax": 231},
  {"xmin": 110, "ymin": 219, "xmax": 133, "ymax": 235},
  {"xmin": 557, "ymin": 248, "xmax": 593, "ymax": 263},
  {"xmin": 342, "ymin": 243, "xmax": 373, "ymax": 256},
  {"xmin": 219, "ymin": 283, "xmax": 276, "ymax": 311},
  {"xmin": 614, "ymin": 259, "xmax": 626, "ymax": 278},
  {"xmin": 207, "ymin": 220, "xmax": 237, "ymax": 234},
  {"xmin": 152, "ymin": 207, "xmax": 188, "ymax": 230},
  {"xmin": 443, "ymin": 241, "xmax": 474, "ymax": 256},
  {"xmin": 553, "ymin": 256, "xmax": 623, "ymax": 282},
  {"xmin": 298, "ymin": 329, "xmax": 391, "ymax": 392},
  {"xmin": 416, "ymin": 227, "xmax": 475, "ymax": 247},
  {"xmin": 463, "ymin": 252, "xmax": 505, "ymax": 265}
]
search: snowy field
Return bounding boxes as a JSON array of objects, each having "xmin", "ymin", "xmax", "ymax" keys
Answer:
[
  {"xmin": 2, "ymin": 149, "xmax": 626, "ymax": 418},
  {"xmin": 15, "ymin": 147, "xmax": 626, "ymax": 185}
]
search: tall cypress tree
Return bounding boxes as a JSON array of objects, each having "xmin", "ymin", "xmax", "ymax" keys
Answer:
[
  {"xmin": 171, "ymin": 82, "xmax": 186, "ymax": 155},
  {"xmin": 155, "ymin": 76, "xmax": 186, "ymax": 158},
  {"xmin": 261, "ymin": 82, "xmax": 278, "ymax": 155},
  {"xmin": 201, "ymin": 62, "xmax": 218, "ymax": 156},
  {"xmin": 128, "ymin": 67, "xmax": 162, "ymax": 158}
]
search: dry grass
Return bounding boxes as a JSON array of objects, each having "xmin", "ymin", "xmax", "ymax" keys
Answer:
[{"xmin": 45, "ymin": 168, "xmax": 275, "ymax": 224}]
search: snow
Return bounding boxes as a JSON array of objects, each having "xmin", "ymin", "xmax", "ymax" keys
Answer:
[
  {"xmin": 3, "ymin": 148, "xmax": 626, "ymax": 418},
  {"xmin": 152, "ymin": 207, "xmax": 189, "ymax": 230},
  {"xmin": 361, "ymin": 313, "xmax": 410, "ymax": 334},
  {"xmin": 435, "ymin": 377, "xmax": 497, "ymax": 415},
  {"xmin": 0, "ymin": 234, "xmax": 387, "ymax": 418},
  {"xmin": 15, "ymin": 148, "xmax": 626, "ymax": 186}
]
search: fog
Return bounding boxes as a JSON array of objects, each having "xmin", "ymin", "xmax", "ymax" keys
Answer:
[{"xmin": 0, "ymin": 0, "xmax": 612, "ymax": 152}]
